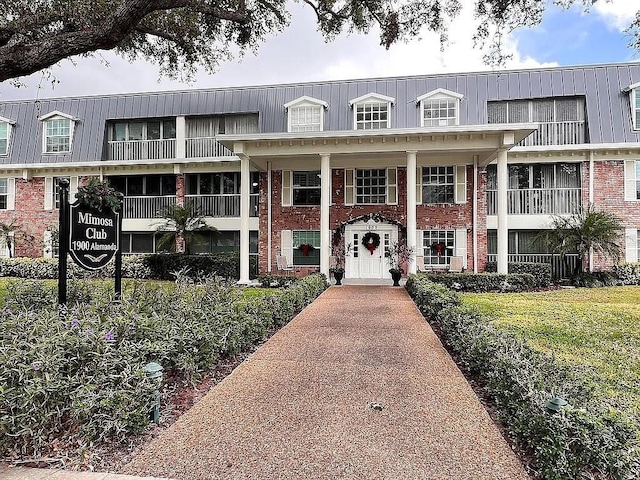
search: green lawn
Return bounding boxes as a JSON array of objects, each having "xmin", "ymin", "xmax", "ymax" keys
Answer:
[{"xmin": 461, "ymin": 287, "xmax": 640, "ymax": 427}]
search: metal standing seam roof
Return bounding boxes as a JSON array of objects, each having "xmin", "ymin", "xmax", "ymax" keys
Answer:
[{"xmin": 0, "ymin": 62, "xmax": 639, "ymax": 166}]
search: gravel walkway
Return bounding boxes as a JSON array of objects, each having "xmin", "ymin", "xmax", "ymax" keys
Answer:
[{"xmin": 123, "ymin": 286, "xmax": 530, "ymax": 480}]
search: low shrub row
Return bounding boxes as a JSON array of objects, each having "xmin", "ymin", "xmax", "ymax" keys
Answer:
[
  {"xmin": 419, "ymin": 272, "xmax": 535, "ymax": 292},
  {"xmin": 0, "ymin": 274, "xmax": 327, "ymax": 459},
  {"xmin": 405, "ymin": 275, "xmax": 639, "ymax": 480},
  {"xmin": 0, "ymin": 252, "xmax": 252, "ymax": 280},
  {"xmin": 485, "ymin": 261, "xmax": 553, "ymax": 287}
]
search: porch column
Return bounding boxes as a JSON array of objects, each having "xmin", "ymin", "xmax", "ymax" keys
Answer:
[
  {"xmin": 406, "ymin": 151, "xmax": 417, "ymax": 274},
  {"xmin": 175, "ymin": 116, "xmax": 186, "ymax": 159},
  {"xmin": 320, "ymin": 153, "xmax": 331, "ymax": 277},
  {"xmin": 497, "ymin": 148, "xmax": 508, "ymax": 274},
  {"xmin": 239, "ymin": 154, "xmax": 251, "ymax": 284}
]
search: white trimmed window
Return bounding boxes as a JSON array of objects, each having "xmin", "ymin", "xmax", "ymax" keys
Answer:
[
  {"xmin": 624, "ymin": 160, "xmax": 640, "ymax": 201},
  {"xmin": 284, "ymin": 96, "xmax": 327, "ymax": 132},
  {"xmin": 350, "ymin": 93, "xmax": 395, "ymax": 130},
  {"xmin": 421, "ymin": 230, "xmax": 455, "ymax": 266},
  {"xmin": 0, "ymin": 178, "xmax": 16, "ymax": 210},
  {"xmin": 0, "ymin": 117, "xmax": 15, "ymax": 156},
  {"xmin": 356, "ymin": 169, "xmax": 386, "ymax": 204},
  {"xmin": 418, "ymin": 89, "xmax": 463, "ymax": 127},
  {"xmin": 624, "ymin": 83, "xmax": 640, "ymax": 130},
  {"xmin": 39, "ymin": 111, "xmax": 77, "ymax": 153},
  {"xmin": 293, "ymin": 230, "xmax": 320, "ymax": 266},
  {"xmin": 293, "ymin": 171, "xmax": 321, "ymax": 205},
  {"xmin": 420, "ymin": 165, "xmax": 467, "ymax": 204},
  {"xmin": 44, "ymin": 176, "xmax": 78, "ymax": 210}
]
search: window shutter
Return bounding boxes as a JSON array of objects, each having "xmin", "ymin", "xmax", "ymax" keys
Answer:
[
  {"xmin": 69, "ymin": 176, "xmax": 78, "ymax": 202},
  {"xmin": 44, "ymin": 177, "xmax": 53, "ymax": 210},
  {"xmin": 624, "ymin": 160, "xmax": 637, "ymax": 201},
  {"xmin": 625, "ymin": 228, "xmax": 638, "ymax": 263},
  {"xmin": 455, "ymin": 165, "xmax": 467, "ymax": 204},
  {"xmin": 387, "ymin": 167, "xmax": 397, "ymax": 205},
  {"xmin": 281, "ymin": 229, "xmax": 293, "ymax": 264},
  {"xmin": 281, "ymin": 170, "xmax": 292, "ymax": 207},
  {"xmin": 6, "ymin": 178, "xmax": 15, "ymax": 210},
  {"xmin": 43, "ymin": 230, "xmax": 52, "ymax": 258},
  {"xmin": 416, "ymin": 229, "xmax": 423, "ymax": 257},
  {"xmin": 344, "ymin": 169, "xmax": 354, "ymax": 205},
  {"xmin": 455, "ymin": 228, "xmax": 467, "ymax": 268},
  {"xmin": 416, "ymin": 167, "xmax": 422, "ymax": 204}
]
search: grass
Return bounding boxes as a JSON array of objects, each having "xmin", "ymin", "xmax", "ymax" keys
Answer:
[{"xmin": 461, "ymin": 286, "xmax": 640, "ymax": 429}]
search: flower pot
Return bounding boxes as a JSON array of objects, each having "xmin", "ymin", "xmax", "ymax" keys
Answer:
[
  {"xmin": 333, "ymin": 271, "xmax": 344, "ymax": 285},
  {"xmin": 390, "ymin": 270, "xmax": 402, "ymax": 286}
]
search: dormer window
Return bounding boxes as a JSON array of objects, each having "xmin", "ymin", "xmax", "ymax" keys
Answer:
[
  {"xmin": 349, "ymin": 93, "xmax": 395, "ymax": 130},
  {"xmin": 284, "ymin": 96, "xmax": 328, "ymax": 132},
  {"xmin": 418, "ymin": 89, "xmax": 463, "ymax": 127},
  {"xmin": 39, "ymin": 111, "xmax": 77, "ymax": 153},
  {"xmin": 625, "ymin": 82, "xmax": 640, "ymax": 130},
  {"xmin": 0, "ymin": 116, "xmax": 15, "ymax": 156}
]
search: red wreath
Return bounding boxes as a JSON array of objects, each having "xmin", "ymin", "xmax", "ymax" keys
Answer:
[
  {"xmin": 431, "ymin": 242, "xmax": 445, "ymax": 257},
  {"xmin": 298, "ymin": 244, "xmax": 315, "ymax": 256}
]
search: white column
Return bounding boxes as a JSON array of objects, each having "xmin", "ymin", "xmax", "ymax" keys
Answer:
[
  {"xmin": 239, "ymin": 155, "xmax": 251, "ymax": 283},
  {"xmin": 267, "ymin": 161, "xmax": 272, "ymax": 273},
  {"xmin": 497, "ymin": 149, "xmax": 509, "ymax": 274},
  {"xmin": 175, "ymin": 116, "xmax": 186, "ymax": 159},
  {"xmin": 320, "ymin": 154, "xmax": 331, "ymax": 277},
  {"xmin": 406, "ymin": 151, "xmax": 417, "ymax": 274}
]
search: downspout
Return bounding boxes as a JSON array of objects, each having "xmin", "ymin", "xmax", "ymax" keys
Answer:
[
  {"xmin": 473, "ymin": 155, "xmax": 479, "ymax": 273},
  {"xmin": 588, "ymin": 150, "xmax": 595, "ymax": 272},
  {"xmin": 267, "ymin": 161, "xmax": 272, "ymax": 273}
]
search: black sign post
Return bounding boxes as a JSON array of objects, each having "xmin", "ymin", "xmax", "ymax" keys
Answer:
[{"xmin": 57, "ymin": 179, "xmax": 70, "ymax": 306}]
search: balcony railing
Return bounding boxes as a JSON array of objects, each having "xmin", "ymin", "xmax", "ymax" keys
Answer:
[
  {"xmin": 487, "ymin": 188, "xmax": 581, "ymax": 215},
  {"xmin": 108, "ymin": 139, "xmax": 176, "ymax": 161},
  {"xmin": 185, "ymin": 194, "xmax": 259, "ymax": 217},
  {"xmin": 520, "ymin": 121, "xmax": 585, "ymax": 147},
  {"xmin": 185, "ymin": 137, "xmax": 235, "ymax": 158},
  {"xmin": 488, "ymin": 253, "xmax": 581, "ymax": 279},
  {"xmin": 123, "ymin": 196, "xmax": 177, "ymax": 219}
]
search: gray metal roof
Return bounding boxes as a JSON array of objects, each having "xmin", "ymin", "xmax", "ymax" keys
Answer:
[{"xmin": 1, "ymin": 62, "xmax": 639, "ymax": 165}]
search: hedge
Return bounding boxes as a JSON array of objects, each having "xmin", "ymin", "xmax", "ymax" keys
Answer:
[
  {"xmin": 419, "ymin": 272, "xmax": 535, "ymax": 292},
  {"xmin": 485, "ymin": 261, "xmax": 553, "ymax": 288},
  {"xmin": 405, "ymin": 275, "xmax": 639, "ymax": 480}
]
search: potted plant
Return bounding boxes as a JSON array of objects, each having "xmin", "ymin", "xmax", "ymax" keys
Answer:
[
  {"xmin": 387, "ymin": 239, "xmax": 415, "ymax": 286},
  {"xmin": 330, "ymin": 239, "xmax": 352, "ymax": 286}
]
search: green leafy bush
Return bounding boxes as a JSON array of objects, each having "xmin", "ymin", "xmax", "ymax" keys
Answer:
[
  {"xmin": 0, "ymin": 274, "xmax": 327, "ymax": 459},
  {"xmin": 419, "ymin": 272, "xmax": 535, "ymax": 292},
  {"xmin": 613, "ymin": 262, "xmax": 640, "ymax": 285},
  {"xmin": 257, "ymin": 274, "xmax": 297, "ymax": 287},
  {"xmin": 407, "ymin": 278, "xmax": 639, "ymax": 480},
  {"xmin": 485, "ymin": 262, "xmax": 553, "ymax": 288},
  {"xmin": 571, "ymin": 271, "xmax": 620, "ymax": 288}
]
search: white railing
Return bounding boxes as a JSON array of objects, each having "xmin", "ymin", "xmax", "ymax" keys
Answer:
[
  {"xmin": 108, "ymin": 139, "xmax": 176, "ymax": 160},
  {"xmin": 185, "ymin": 194, "xmax": 259, "ymax": 217},
  {"xmin": 185, "ymin": 137, "xmax": 235, "ymax": 158},
  {"xmin": 520, "ymin": 121, "xmax": 585, "ymax": 147},
  {"xmin": 123, "ymin": 196, "xmax": 176, "ymax": 219},
  {"xmin": 488, "ymin": 254, "xmax": 581, "ymax": 279},
  {"xmin": 487, "ymin": 188, "xmax": 581, "ymax": 215}
]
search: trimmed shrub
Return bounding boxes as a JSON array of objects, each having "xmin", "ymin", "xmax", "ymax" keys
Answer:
[
  {"xmin": 407, "ymin": 278, "xmax": 640, "ymax": 480},
  {"xmin": 613, "ymin": 262, "xmax": 640, "ymax": 285},
  {"xmin": 486, "ymin": 261, "xmax": 553, "ymax": 288},
  {"xmin": 0, "ymin": 274, "xmax": 327, "ymax": 459},
  {"xmin": 419, "ymin": 272, "xmax": 535, "ymax": 292}
]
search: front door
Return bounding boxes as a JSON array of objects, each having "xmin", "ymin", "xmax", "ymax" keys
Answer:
[{"xmin": 345, "ymin": 221, "xmax": 398, "ymax": 279}]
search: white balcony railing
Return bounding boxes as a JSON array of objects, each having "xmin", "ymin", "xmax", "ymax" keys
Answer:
[
  {"xmin": 123, "ymin": 196, "xmax": 177, "ymax": 219},
  {"xmin": 185, "ymin": 137, "xmax": 235, "ymax": 158},
  {"xmin": 487, "ymin": 188, "xmax": 581, "ymax": 215},
  {"xmin": 185, "ymin": 194, "xmax": 259, "ymax": 217},
  {"xmin": 108, "ymin": 139, "xmax": 176, "ymax": 161},
  {"xmin": 488, "ymin": 253, "xmax": 581, "ymax": 279},
  {"xmin": 520, "ymin": 121, "xmax": 585, "ymax": 147}
]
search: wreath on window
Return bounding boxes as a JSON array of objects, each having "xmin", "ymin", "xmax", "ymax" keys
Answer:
[
  {"xmin": 430, "ymin": 242, "xmax": 446, "ymax": 257},
  {"xmin": 298, "ymin": 244, "xmax": 315, "ymax": 256},
  {"xmin": 361, "ymin": 232, "xmax": 381, "ymax": 255}
]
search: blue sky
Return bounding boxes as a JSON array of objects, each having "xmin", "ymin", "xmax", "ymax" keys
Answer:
[{"xmin": 0, "ymin": 0, "xmax": 637, "ymax": 101}]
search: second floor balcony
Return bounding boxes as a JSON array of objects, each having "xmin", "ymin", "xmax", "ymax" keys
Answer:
[
  {"xmin": 487, "ymin": 187, "xmax": 582, "ymax": 215},
  {"xmin": 108, "ymin": 139, "xmax": 176, "ymax": 161},
  {"xmin": 519, "ymin": 121, "xmax": 585, "ymax": 147},
  {"xmin": 122, "ymin": 194, "xmax": 259, "ymax": 219}
]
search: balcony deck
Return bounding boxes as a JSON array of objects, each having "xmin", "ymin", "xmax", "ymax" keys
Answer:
[{"xmin": 487, "ymin": 188, "xmax": 581, "ymax": 215}]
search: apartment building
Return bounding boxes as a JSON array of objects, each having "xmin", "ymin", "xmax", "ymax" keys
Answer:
[{"xmin": 1, "ymin": 62, "xmax": 639, "ymax": 282}]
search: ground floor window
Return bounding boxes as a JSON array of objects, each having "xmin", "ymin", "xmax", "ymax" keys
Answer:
[
  {"xmin": 421, "ymin": 230, "xmax": 454, "ymax": 265},
  {"xmin": 122, "ymin": 232, "xmax": 171, "ymax": 254},
  {"xmin": 487, "ymin": 230, "xmax": 551, "ymax": 255},
  {"xmin": 293, "ymin": 230, "xmax": 320, "ymax": 266}
]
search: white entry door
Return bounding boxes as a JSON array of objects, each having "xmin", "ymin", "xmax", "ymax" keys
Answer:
[{"xmin": 345, "ymin": 222, "xmax": 397, "ymax": 279}]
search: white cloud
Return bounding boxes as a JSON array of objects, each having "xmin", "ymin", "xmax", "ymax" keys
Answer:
[{"xmin": 593, "ymin": 0, "xmax": 637, "ymax": 31}]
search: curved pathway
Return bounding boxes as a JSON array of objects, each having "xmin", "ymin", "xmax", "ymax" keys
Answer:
[{"xmin": 123, "ymin": 286, "xmax": 530, "ymax": 480}]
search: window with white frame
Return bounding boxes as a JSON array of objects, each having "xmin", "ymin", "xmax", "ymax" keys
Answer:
[
  {"xmin": 422, "ymin": 166, "xmax": 455, "ymax": 203},
  {"xmin": 285, "ymin": 97, "xmax": 327, "ymax": 132},
  {"xmin": 418, "ymin": 89, "xmax": 463, "ymax": 127},
  {"xmin": 350, "ymin": 93, "xmax": 394, "ymax": 130},
  {"xmin": 624, "ymin": 160, "xmax": 640, "ymax": 201},
  {"xmin": 634, "ymin": 89, "xmax": 640, "ymax": 130},
  {"xmin": 422, "ymin": 230, "xmax": 455, "ymax": 265},
  {"xmin": 53, "ymin": 177, "xmax": 70, "ymax": 209},
  {"xmin": 0, "ymin": 119, "xmax": 13, "ymax": 155},
  {"xmin": 40, "ymin": 112, "xmax": 76, "ymax": 153},
  {"xmin": 110, "ymin": 119, "xmax": 176, "ymax": 141},
  {"xmin": 0, "ymin": 178, "xmax": 8, "ymax": 209},
  {"xmin": 356, "ymin": 169, "xmax": 387, "ymax": 204},
  {"xmin": 292, "ymin": 171, "xmax": 321, "ymax": 205},
  {"xmin": 293, "ymin": 230, "xmax": 320, "ymax": 266}
]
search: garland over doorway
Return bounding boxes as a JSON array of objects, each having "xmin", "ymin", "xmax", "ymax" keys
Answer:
[{"xmin": 332, "ymin": 212, "xmax": 407, "ymax": 246}]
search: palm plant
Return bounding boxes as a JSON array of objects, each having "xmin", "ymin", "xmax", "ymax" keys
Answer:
[
  {"xmin": 538, "ymin": 204, "xmax": 623, "ymax": 275},
  {"xmin": 155, "ymin": 204, "xmax": 216, "ymax": 254}
]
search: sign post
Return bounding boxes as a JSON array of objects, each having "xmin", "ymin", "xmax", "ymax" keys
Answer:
[{"xmin": 57, "ymin": 179, "xmax": 70, "ymax": 306}]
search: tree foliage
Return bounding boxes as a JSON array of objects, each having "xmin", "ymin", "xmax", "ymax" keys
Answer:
[
  {"xmin": 538, "ymin": 204, "xmax": 624, "ymax": 274},
  {"xmin": 0, "ymin": 0, "xmax": 638, "ymax": 83},
  {"xmin": 155, "ymin": 203, "xmax": 216, "ymax": 254},
  {"xmin": 0, "ymin": 220, "xmax": 24, "ymax": 258}
]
